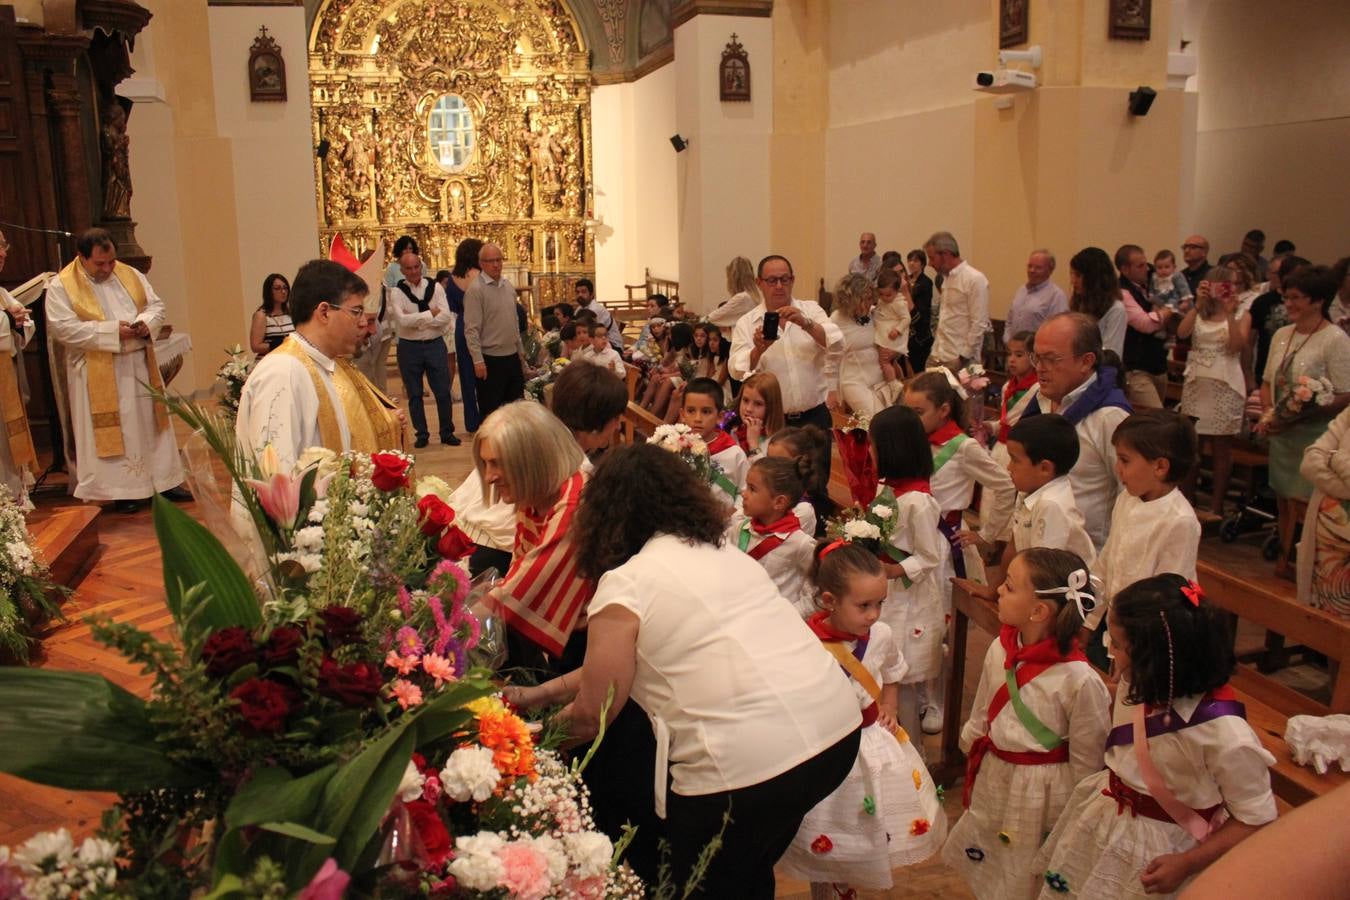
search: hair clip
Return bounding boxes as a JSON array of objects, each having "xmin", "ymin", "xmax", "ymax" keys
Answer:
[
  {"xmin": 1034, "ymin": 568, "xmax": 1101, "ymax": 624},
  {"xmin": 818, "ymin": 538, "xmax": 848, "ymax": 560},
  {"xmin": 1180, "ymin": 581, "xmax": 1204, "ymax": 607},
  {"xmin": 924, "ymin": 365, "xmax": 969, "ymax": 400}
]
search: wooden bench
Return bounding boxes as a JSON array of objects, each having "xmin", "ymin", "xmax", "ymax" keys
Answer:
[
  {"xmin": 934, "ymin": 582, "xmax": 1348, "ymax": 807},
  {"xmin": 619, "ymin": 268, "xmax": 678, "ymax": 325},
  {"xmin": 618, "ymin": 400, "xmax": 665, "ymax": 446}
]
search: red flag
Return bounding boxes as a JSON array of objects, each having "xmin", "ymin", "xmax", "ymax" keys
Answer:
[{"xmin": 328, "ymin": 233, "xmax": 362, "ymax": 272}]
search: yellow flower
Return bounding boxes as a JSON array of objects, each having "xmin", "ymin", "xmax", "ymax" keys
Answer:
[
  {"xmin": 912, "ymin": 769, "xmax": 923, "ymax": 791},
  {"xmin": 468, "ymin": 695, "xmax": 507, "ymax": 718}
]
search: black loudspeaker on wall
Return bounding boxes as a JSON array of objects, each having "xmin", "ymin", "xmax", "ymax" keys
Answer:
[
  {"xmin": 669, "ymin": 134, "xmax": 688, "ymax": 153},
  {"xmin": 1128, "ymin": 86, "xmax": 1157, "ymax": 117}
]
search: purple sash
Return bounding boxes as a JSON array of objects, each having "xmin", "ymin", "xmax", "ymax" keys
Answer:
[
  {"xmin": 1104, "ymin": 698, "xmax": 1246, "ymax": 750},
  {"xmin": 937, "ymin": 516, "xmax": 967, "ymax": 578}
]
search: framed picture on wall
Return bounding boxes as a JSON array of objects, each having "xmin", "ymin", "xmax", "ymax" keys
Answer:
[
  {"xmin": 719, "ymin": 34, "xmax": 750, "ymax": 102},
  {"xmin": 1000, "ymin": 0, "xmax": 1028, "ymax": 49},
  {"xmin": 249, "ymin": 25, "xmax": 287, "ymax": 102},
  {"xmin": 1109, "ymin": 0, "xmax": 1151, "ymax": 41}
]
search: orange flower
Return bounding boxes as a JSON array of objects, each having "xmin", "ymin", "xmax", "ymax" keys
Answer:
[
  {"xmin": 476, "ymin": 708, "xmax": 537, "ymax": 780},
  {"xmin": 912, "ymin": 769, "xmax": 923, "ymax": 791},
  {"xmin": 910, "ymin": 818, "xmax": 931, "ymax": 836}
]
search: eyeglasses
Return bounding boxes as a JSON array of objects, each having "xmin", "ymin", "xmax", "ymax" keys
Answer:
[
  {"xmin": 327, "ymin": 302, "xmax": 367, "ymax": 320},
  {"xmin": 480, "ymin": 256, "xmax": 503, "ymax": 264},
  {"xmin": 761, "ymin": 275, "xmax": 795, "ymax": 286},
  {"xmin": 1031, "ymin": 352, "xmax": 1070, "ymax": 368}
]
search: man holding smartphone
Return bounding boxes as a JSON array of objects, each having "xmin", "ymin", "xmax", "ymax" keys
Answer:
[{"xmin": 729, "ymin": 254, "xmax": 843, "ymax": 477}]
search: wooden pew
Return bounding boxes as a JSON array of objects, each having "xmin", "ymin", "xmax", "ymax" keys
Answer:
[
  {"xmin": 935, "ymin": 582, "xmax": 1349, "ymax": 807},
  {"xmin": 618, "ymin": 401, "xmax": 665, "ymax": 446}
]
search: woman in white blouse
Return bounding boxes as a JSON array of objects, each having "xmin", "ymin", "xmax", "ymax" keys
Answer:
[
  {"xmin": 825, "ymin": 272, "xmax": 901, "ymax": 418},
  {"xmin": 507, "ymin": 443, "xmax": 861, "ymax": 898}
]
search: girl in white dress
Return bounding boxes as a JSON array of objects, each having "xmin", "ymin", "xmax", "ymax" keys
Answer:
[
  {"xmin": 941, "ymin": 548, "xmax": 1112, "ymax": 900},
  {"xmin": 869, "ymin": 405, "xmax": 950, "ymax": 746},
  {"xmin": 992, "ymin": 331, "xmax": 1040, "ymax": 471},
  {"xmin": 732, "ymin": 371, "xmax": 785, "ymax": 461},
  {"xmin": 903, "ymin": 370, "xmax": 1017, "ymax": 733},
  {"xmin": 766, "ymin": 425, "xmax": 830, "ymax": 537},
  {"xmin": 873, "ymin": 267, "xmax": 912, "ymax": 382},
  {"xmin": 1034, "ymin": 574, "xmax": 1277, "ymax": 899},
  {"xmin": 778, "ymin": 540, "xmax": 947, "ymax": 898},
  {"xmin": 727, "ymin": 456, "xmax": 817, "ymax": 615}
]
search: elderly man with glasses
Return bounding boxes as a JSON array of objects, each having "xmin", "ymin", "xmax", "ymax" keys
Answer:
[
  {"xmin": 925, "ymin": 230, "xmax": 990, "ymax": 373},
  {"xmin": 729, "ymin": 254, "xmax": 843, "ymax": 478},
  {"xmin": 1023, "ymin": 312, "xmax": 1132, "ymax": 550}
]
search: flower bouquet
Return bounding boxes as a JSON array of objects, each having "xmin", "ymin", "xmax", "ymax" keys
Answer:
[
  {"xmin": 647, "ymin": 423, "xmax": 711, "ymax": 484},
  {"xmin": 825, "ymin": 490, "xmax": 914, "ymax": 587},
  {"xmin": 957, "ymin": 362, "xmax": 992, "ymax": 446},
  {"xmin": 0, "ymin": 492, "xmax": 64, "ymax": 663},
  {"xmin": 1262, "ymin": 373, "xmax": 1336, "ymax": 429},
  {"xmin": 214, "ymin": 344, "xmax": 252, "ymax": 429},
  {"xmin": 526, "ymin": 358, "xmax": 571, "ymax": 404}
]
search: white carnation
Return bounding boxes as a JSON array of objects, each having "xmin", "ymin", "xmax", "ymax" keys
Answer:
[
  {"xmin": 448, "ymin": 833, "xmax": 506, "ymax": 890},
  {"xmin": 843, "ymin": 519, "xmax": 881, "ymax": 540},
  {"xmin": 15, "ymin": 828, "xmax": 74, "ymax": 871},
  {"xmin": 348, "ymin": 501, "xmax": 370, "ymax": 518},
  {"xmin": 870, "ymin": 504, "xmax": 893, "ymax": 520},
  {"xmin": 529, "ymin": 834, "xmax": 569, "ymax": 882},
  {"xmin": 294, "ymin": 525, "xmax": 326, "ymax": 552},
  {"xmin": 440, "ymin": 745, "xmax": 501, "ymax": 802},
  {"xmin": 416, "ymin": 475, "xmax": 452, "ymax": 501},
  {"xmin": 75, "ymin": 836, "xmax": 117, "ymax": 867},
  {"xmin": 397, "ymin": 760, "xmax": 426, "ymax": 803},
  {"xmin": 563, "ymin": 831, "xmax": 614, "ymax": 878},
  {"xmin": 297, "ymin": 446, "xmax": 339, "ymax": 477}
]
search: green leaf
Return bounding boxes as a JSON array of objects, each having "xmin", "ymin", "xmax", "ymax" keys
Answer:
[
  {"xmin": 0, "ymin": 669, "xmax": 208, "ymax": 791},
  {"xmin": 154, "ymin": 495, "xmax": 262, "ymax": 640},
  {"xmin": 258, "ymin": 822, "xmax": 336, "ymax": 845},
  {"xmin": 199, "ymin": 873, "xmax": 245, "ymax": 900}
]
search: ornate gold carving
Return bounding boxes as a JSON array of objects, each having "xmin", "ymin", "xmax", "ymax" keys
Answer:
[{"xmin": 309, "ymin": 0, "xmax": 594, "ymax": 281}]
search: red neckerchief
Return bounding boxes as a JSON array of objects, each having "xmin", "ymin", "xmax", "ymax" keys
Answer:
[
  {"xmin": 806, "ymin": 610, "xmax": 868, "ymax": 643},
  {"xmin": 927, "ymin": 419, "xmax": 963, "ymax": 448},
  {"xmin": 705, "ymin": 430, "xmax": 736, "ymax": 455},
  {"xmin": 751, "ymin": 511, "xmax": 801, "ymax": 536},
  {"xmin": 882, "ymin": 477, "xmax": 932, "ymax": 496},
  {"xmin": 733, "ymin": 423, "xmax": 752, "ymax": 454},
  {"xmin": 987, "ymin": 624, "xmax": 1086, "ymax": 723},
  {"xmin": 998, "ymin": 371, "xmax": 1039, "ymax": 441}
]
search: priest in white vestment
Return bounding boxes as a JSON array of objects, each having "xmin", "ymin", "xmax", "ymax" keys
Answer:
[
  {"xmin": 45, "ymin": 229, "xmax": 189, "ymax": 513},
  {"xmin": 1, "ymin": 231, "xmax": 37, "ymax": 508},
  {"xmin": 236, "ymin": 258, "xmax": 405, "ymax": 474}
]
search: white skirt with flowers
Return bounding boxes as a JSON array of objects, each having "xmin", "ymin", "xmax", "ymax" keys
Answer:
[{"xmin": 777, "ymin": 721, "xmax": 947, "ymax": 889}]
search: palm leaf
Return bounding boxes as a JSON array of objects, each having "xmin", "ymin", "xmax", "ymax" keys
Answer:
[{"xmin": 154, "ymin": 496, "xmax": 261, "ymax": 639}]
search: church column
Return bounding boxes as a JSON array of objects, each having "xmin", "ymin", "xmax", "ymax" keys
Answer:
[
  {"xmin": 671, "ymin": 2, "xmax": 773, "ymax": 312},
  {"xmin": 45, "ymin": 74, "xmax": 96, "ymax": 238}
]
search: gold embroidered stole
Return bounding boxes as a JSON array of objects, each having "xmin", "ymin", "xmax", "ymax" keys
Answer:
[
  {"xmin": 57, "ymin": 260, "xmax": 167, "ymax": 458},
  {"xmin": 271, "ymin": 335, "xmax": 404, "ymax": 454},
  {"xmin": 0, "ymin": 321, "xmax": 34, "ymax": 471}
]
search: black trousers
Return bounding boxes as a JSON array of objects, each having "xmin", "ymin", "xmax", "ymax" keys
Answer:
[
  {"xmin": 667, "ymin": 727, "xmax": 861, "ymax": 899},
  {"xmin": 474, "ymin": 353, "xmax": 524, "ymax": 421},
  {"xmin": 396, "ymin": 337, "xmax": 455, "ymax": 440}
]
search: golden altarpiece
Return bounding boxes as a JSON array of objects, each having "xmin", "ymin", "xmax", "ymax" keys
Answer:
[{"xmin": 309, "ymin": 0, "xmax": 594, "ymax": 308}]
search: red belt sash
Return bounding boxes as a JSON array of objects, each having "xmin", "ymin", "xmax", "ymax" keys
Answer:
[
  {"xmin": 962, "ymin": 736, "xmax": 1070, "ymax": 808},
  {"xmin": 1103, "ymin": 770, "xmax": 1223, "ymax": 829}
]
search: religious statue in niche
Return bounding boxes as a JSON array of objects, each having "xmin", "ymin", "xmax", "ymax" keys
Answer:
[
  {"xmin": 249, "ymin": 25, "xmax": 287, "ymax": 102},
  {"xmin": 1109, "ymin": 0, "xmax": 1151, "ymax": 40},
  {"xmin": 999, "ymin": 0, "xmax": 1028, "ymax": 49},
  {"xmin": 100, "ymin": 100, "xmax": 133, "ymax": 220},
  {"xmin": 524, "ymin": 116, "xmax": 564, "ymax": 205},
  {"xmin": 719, "ymin": 34, "xmax": 750, "ymax": 102}
]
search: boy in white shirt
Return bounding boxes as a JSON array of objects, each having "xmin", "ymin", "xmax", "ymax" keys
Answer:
[
  {"xmin": 579, "ymin": 323, "xmax": 626, "ymax": 377},
  {"xmin": 680, "ymin": 376, "xmax": 748, "ymax": 507}
]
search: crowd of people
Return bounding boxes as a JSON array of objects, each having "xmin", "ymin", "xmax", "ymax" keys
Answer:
[{"xmin": 7, "ymin": 222, "xmax": 1350, "ymax": 898}]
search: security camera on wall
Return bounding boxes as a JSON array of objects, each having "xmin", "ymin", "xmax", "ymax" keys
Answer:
[{"xmin": 974, "ymin": 44, "xmax": 1041, "ymax": 94}]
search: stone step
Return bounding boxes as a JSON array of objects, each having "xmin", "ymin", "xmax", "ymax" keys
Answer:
[{"xmin": 26, "ymin": 504, "xmax": 102, "ymax": 594}]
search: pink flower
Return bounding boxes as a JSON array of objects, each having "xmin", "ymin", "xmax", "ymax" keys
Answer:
[
  {"xmin": 561, "ymin": 874, "xmax": 608, "ymax": 900},
  {"xmin": 1294, "ymin": 385, "xmax": 1314, "ymax": 402},
  {"xmin": 496, "ymin": 842, "xmax": 552, "ymax": 900},
  {"xmin": 298, "ymin": 859, "xmax": 350, "ymax": 900},
  {"xmin": 384, "ymin": 650, "xmax": 419, "ymax": 675},
  {"xmin": 395, "ymin": 626, "xmax": 425, "ymax": 658},
  {"xmin": 422, "ymin": 653, "xmax": 456, "ymax": 686},
  {"xmin": 390, "ymin": 679, "xmax": 423, "ymax": 710},
  {"xmin": 247, "ymin": 473, "xmax": 302, "ymax": 529}
]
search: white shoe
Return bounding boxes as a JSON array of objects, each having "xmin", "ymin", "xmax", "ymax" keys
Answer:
[{"xmin": 921, "ymin": 704, "xmax": 944, "ymax": 735}]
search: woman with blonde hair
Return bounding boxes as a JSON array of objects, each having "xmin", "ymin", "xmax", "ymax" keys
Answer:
[
  {"xmin": 708, "ymin": 255, "xmax": 764, "ymax": 330},
  {"xmin": 472, "ymin": 400, "xmax": 591, "ymax": 669},
  {"xmin": 826, "ymin": 273, "xmax": 902, "ymax": 418}
]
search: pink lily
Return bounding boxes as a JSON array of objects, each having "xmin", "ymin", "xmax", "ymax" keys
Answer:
[
  {"xmin": 298, "ymin": 858, "xmax": 350, "ymax": 900},
  {"xmin": 246, "ymin": 472, "xmax": 302, "ymax": 530}
]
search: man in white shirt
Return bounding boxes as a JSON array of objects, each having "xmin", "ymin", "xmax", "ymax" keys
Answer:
[
  {"xmin": 46, "ymin": 228, "xmax": 191, "ymax": 513},
  {"xmin": 925, "ymin": 231, "xmax": 990, "ymax": 372},
  {"xmin": 729, "ymin": 254, "xmax": 843, "ymax": 477},
  {"xmin": 389, "ymin": 252, "xmax": 458, "ymax": 448},
  {"xmin": 1005, "ymin": 249, "xmax": 1068, "ymax": 339},
  {"xmin": 574, "ymin": 278, "xmax": 622, "ymax": 349},
  {"xmin": 1028, "ymin": 313, "xmax": 1132, "ymax": 550},
  {"xmin": 848, "ymin": 232, "xmax": 881, "ymax": 281}
]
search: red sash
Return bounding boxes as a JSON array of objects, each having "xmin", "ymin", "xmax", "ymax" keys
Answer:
[{"xmin": 1102, "ymin": 770, "xmax": 1223, "ymax": 828}]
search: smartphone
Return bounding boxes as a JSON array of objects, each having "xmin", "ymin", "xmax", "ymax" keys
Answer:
[
  {"xmin": 1210, "ymin": 281, "xmax": 1234, "ymax": 302},
  {"xmin": 762, "ymin": 311, "xmax": 780, "ymax": 341}
]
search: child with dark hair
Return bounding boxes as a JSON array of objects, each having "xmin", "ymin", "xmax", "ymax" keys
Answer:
[
  {"xmin": 640, "ymin": 321, "xmax": 696, "ymax": 420},
  {"xmin": 992, "ymin": 330, "xmax": 1040, "ymax": 471},
  {"xmin": 869, "ymin": 405, "xmax": 948, "ymax": 747},
  {"xmin": 1091, "ymin": 411, "xmax": 1201, "ymax": 651},
  {"xmin": 778, "ymin": 539, "xmax": 946, "ymax": 897},
  {"xmin": 681, "ymin": 376, "xmax": 748, "ymax": 507},
  {"xmin": 558, "ymin": 322, "xmax": 586, "ymax": 359},
  {"xmin": 1007, "ymin": 414, "xmax": 1095, "ymax": 563},
  {"xmin": 549, "ymin": 362, "xmax": 628, "ymax": 472},
  {"xmin": 727, "ymin": 456, "xmax": 816, "ymax": 614},
  {"xmin": 1035, "ymin": 575, "xmax": 1276, "ymax": 898},
  {"xmin": 766, "ymin": 424, "xmax": 830, "ymax": 535},
  {"xmin": 580, "ymin": 323, "xmax": 626, "ymax": 377},
  {"xmin": 943, "ymin": 548, "xmax": 1111, "ymax": 900}
]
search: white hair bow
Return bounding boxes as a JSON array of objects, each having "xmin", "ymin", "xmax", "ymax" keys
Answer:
[
  {"xmin": 923, "ymin": 365, "xmax": 969, "ymax": 400},
  {"xmin": 1035, "ymin": 568, "xmax": 1101, "ymax": 623}
]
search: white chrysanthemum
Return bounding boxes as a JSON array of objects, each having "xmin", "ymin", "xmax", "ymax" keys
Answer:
[
  {"xmin": 529, "ymin": 834, "xmax": 569, "ymax": 883},
  {"xmin": 397, "ymin": 760, "xmax": 426, "ymax": 803},
  {"xmin": 871, "ymin": 504, "xmax": 893, "ymax": 520},
  {"xmin": 75, "ymin": 837, "xmax": 117, "ymax": 867},
  {"xmin": 14, "ymin": 828, "xmax": 74, "ymax": 871},
  {"xmin": 307, "ymin": 499, "xmax": 330, "ymax": 523},
  {"xmin": 351, "ymin": 516, "xmax": 376, "ymax": 535},
  {"xmin": 294, "ymin": 526, "xmax": 325, "ymax": 552},
  {"xmin": 843, "ymin": 519, "xmax": 881, "ymax": 540},
  {"xmin": 415, "ymin": 475, "xmax": 452, "ymax": 501},
  {"xmin": 297, "ymin": 446, "xmax": 339, "ymax": 477},
  {"xmin": 440, "ymin": 745, "xmax": 501, "ymax": 802},
  {"xmin": 563, "ymin": 831, "xmax": 613, "ymax": 878},
  {"xmin": 348, "ymin": 501, "xmax": 369, "ymax": 518},
  {"xmin": 448, "ymin": 833, "xmax": 506, "ymax": 890}
]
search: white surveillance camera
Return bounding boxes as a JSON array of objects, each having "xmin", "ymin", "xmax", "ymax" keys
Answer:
[
  {"xmin": 973, "ymin": 69, "xmax": 1037, "ymax": 93},
  {"xmin": 997, "ymin": 45, "xmax": 1043, "ymax": 69}
]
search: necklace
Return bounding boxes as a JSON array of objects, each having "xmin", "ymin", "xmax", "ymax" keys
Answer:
[{"xmin": 1273, "ymin": 319, "xmax": 1326, "ymax": 392}]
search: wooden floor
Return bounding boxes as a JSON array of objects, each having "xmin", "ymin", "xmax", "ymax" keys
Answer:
[{"xmin": 1, "ymin": 383, "xmax": 1326, "ymax": 897}]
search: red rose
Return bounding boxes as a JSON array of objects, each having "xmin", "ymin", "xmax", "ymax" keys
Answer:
[
  {"xmin": 436, "ymin": 525, "xmax": 476, "ymax": 561},
  {"xmin": 317, "ymin": 657, "xmax": 384, "ymax": 707},
  {"xmin": 370, "ymin": 452, "xmax": 411, "ymax": 492},
  {"xmin": 201, "ymin": 626, "xmax": 257, "ymax": 678},
  {"xmin": 405, "ymin": 799, "xmax": 452, "ymax": 866},
  {"xmin": 319, "ymin": 605, "xmax": 364, "ymax": 645},
  {"xmin": 417, "ymin": 494, "xmax": 456, "ymax": 537},
  {"xmin": 261, "ymin": 626, "xmax": 304, "ymax": 666},
  {"xmin": 810, "ymin": 834, "xmax": 833, "ymax": 854},
  {"xmin": 230, "ymin": 677, "xmax": 296, "ymax": 735}
]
